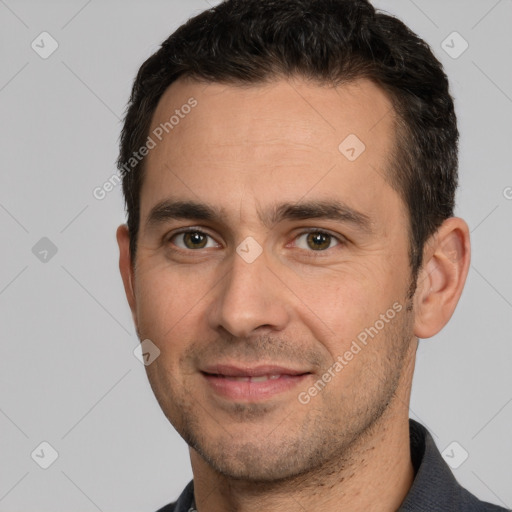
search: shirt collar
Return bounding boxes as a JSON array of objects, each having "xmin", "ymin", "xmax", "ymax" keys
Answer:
[{"xmin": 398, "ymin": 419, "xmax": 484, "ymax": 511}]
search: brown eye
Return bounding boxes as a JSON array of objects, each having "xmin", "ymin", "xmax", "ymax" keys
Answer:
[
  {"xmin": 307, "ymin": 232, "xmax": 331, "ymax": 250},
  {"xmin": 295, "ymin": 230, "xmax": 340, "ymax": 251},
  {"xmin": 170, "ymin": 230, "xmax": 216, "ymax": 250},
  {"xmin": 183, "ymin": 231, "xmax": 207, "ymax": 249}
]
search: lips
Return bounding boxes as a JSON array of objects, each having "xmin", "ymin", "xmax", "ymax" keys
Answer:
[
  {"xmin": 201, "ymin": 364, "xmax": 312, "ymax": 401},
  {"xmin": 215, "ymin": 374, "xmax": 282, "ymax": 382},
  {"xmin": 201, "ymin": 363, "xmax": 310, "ymax": 378}
]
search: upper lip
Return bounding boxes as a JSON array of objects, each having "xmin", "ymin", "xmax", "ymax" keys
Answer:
[{"xmin": 201, "ymin": 364, "xmax": 310, "ymax": 377}]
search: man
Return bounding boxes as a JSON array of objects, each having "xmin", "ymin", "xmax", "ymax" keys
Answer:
[{"xmin": 116, "ymin": 1, "xmax": 507, "ymax": 510}]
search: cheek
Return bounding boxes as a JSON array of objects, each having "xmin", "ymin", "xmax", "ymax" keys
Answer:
[
  {"xmin": 134, "ymin": 262, "xmax": 207, "ymax": 343},
  {"xmin": 295, "ymin": 262, "xmax": 406, "ymax": 356}
]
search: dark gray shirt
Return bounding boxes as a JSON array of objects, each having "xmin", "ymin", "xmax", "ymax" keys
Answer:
[{"xmin": 156, "ymin": 419, "xmax": 509, "ymax": 512}]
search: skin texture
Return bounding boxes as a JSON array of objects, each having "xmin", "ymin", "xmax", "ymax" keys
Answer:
[{"xmin": 117, "ymin": 76, "xmax": 471, "ymax": 512}]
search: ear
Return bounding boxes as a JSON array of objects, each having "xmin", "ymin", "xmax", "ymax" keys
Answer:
[
  {"xmin": 116, "ymin": 224, "xmax": 138, "ymax": 332},
  {"xmin": 413, "ymin": 217, "xmax": 471, "ymax": 339}
]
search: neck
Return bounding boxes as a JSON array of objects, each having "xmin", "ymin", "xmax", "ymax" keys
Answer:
[{"xmin": 190, "ymin": 353, "xmax": 417, "ymax": 512}]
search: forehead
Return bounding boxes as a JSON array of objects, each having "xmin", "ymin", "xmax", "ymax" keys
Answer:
[
  {"xmin": 149, "ymin": 76, "xmax": 395, "ymax": 155},
  {"xmin": 140, "ymin": 76, "xmax": 402, "ymax": 226}
]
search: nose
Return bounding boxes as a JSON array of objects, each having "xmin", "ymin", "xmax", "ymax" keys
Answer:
[{"xmin": 207, "ymin": 246, "xmax": 291, "ymax": 338}]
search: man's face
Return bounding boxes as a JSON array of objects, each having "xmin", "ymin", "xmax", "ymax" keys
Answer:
[{"xmin": 125, "ymin": 77, "xmax": 417, "ymax": 481}]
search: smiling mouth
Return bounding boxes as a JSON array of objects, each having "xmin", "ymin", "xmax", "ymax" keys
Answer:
[
  {"xmin": 200, "ymin": 369, "xmax": 312, "ymax": 401},
  {"xmin": 202, "ymin": 372, "xmax": 309, "ymax": 382}
]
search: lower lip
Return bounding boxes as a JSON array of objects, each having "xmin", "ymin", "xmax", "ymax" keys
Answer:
[{"xmin": 202, "ymin": 373, "xmax": 310, "ymax": 401}]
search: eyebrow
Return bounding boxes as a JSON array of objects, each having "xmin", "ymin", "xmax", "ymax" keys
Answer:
[
  {"xmin": 263, "ymin": 200, "xmax": 373, "ymax": 233},
  {"xmin": 145, "ymin": 199, "xmax": 373, "ymax": 234},
  {"xmin": 146, "ymin": 200, "xmax": 221, "ymax": 228}
]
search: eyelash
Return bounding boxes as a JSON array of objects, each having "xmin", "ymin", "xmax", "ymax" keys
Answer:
[{"xmin": 166, "ymin": 227, "xmax": 346, "ymax": 255}]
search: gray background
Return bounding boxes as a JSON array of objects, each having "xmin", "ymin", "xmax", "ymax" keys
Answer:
[{"xmin": 0, "ymin": 0, "xmax": 511, "ymax": 510}]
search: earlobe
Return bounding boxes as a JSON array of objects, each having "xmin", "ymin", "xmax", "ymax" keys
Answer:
[
  {"xmin": 413, "ymin": 217, "xmax": 471, "ymax": 339},
  {"xmin": 116, "ymin": 224, "xmax": 138, "ymax": 329}
]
